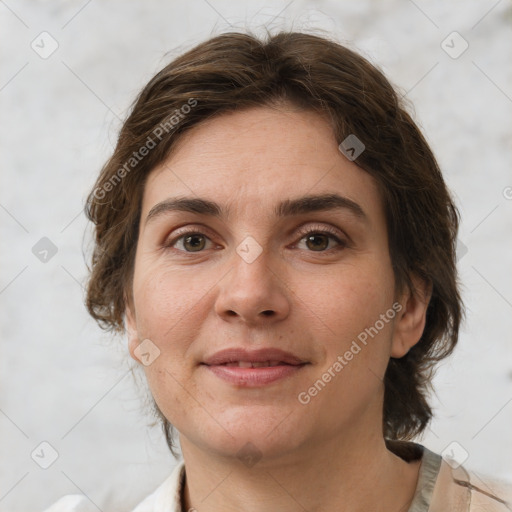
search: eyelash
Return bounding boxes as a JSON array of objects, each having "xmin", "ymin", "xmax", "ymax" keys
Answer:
[{"xmin": 163, "ymin": 224, "xmax": 348, "ymax": 255}]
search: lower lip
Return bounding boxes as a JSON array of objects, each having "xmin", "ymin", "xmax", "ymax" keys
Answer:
[{"xmin": 203, "ymin": 364, "xmax": 307, "ymax": 387}]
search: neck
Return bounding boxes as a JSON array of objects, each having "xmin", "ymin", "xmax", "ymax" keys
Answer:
[{"xmin": 179, "ymin": 429, "xmax": 421, "ymax": 512}]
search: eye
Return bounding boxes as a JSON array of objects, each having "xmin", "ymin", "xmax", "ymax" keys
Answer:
[
  {"xmin": 166, "ymin": 230, "xmax": 215, "ymax": 253},
  {"xmin": 164, "ymin": 224, "xmax": 347, "ymax": 254},
  {"xmin": 295, "ymin": 226, "xmax": 347, "ymax": 252}
]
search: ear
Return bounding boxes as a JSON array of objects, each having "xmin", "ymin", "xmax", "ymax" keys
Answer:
[
  {"xmin": 391, "ymin": 275, "xmax": 432, "ymax": 358},
  {"xmin": 124, "ymin": 295, "xmax": 140, "ymax": 362}
]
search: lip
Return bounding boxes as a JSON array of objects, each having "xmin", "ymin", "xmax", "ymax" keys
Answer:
[
  {"xmin": 201, "ymin": 347, "xmax": 309, "ymax": 388},
  {"xmin": 202, "ymin": 347, "xmax": 306, "ymax": 366},
  {"xmin": 205, "ymin": 364, "xmax": 306, "ymax": 387}
]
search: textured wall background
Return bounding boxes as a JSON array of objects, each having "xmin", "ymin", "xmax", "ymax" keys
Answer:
[{"xmin": 1, "ymin": 1, "xmax": 511, "ymax": 510}]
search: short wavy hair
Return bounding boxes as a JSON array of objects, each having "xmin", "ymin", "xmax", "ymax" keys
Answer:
[{"xmin": 85, "ymin": 30, "xmax": 463, "ymax": 455}]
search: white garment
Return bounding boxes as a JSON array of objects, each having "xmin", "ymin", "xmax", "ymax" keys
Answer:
[{"xmin": 42, "ymin": 444, "xmax": 512, "ymax": 511}]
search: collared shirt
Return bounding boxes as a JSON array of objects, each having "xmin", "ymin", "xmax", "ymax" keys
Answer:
[{"xmin": 43, "ymin": 443, "xmax": 512, "ymax": 511}]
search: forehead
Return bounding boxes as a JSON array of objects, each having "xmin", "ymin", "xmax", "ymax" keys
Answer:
[{"xmin": 141, "ymin": 106, "xmax": 383, "ymax": 222}]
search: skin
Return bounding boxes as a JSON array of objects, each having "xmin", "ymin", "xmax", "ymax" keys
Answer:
[{"xmin": 125, "ymin": 104, "xmax": 431, "ymax": 512}]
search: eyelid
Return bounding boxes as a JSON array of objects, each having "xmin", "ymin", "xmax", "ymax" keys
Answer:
[
  {"xmin": 163, "ymin": 224, "xmax": 218, "ymax": 249},
  {"xmin": 163, "ymin": 222, "xmax": 349, "ymax": 252},
  {"xmin": 294, "ymin": 222, "xmax": 345, "ymax": 240},
  {"xmin": 292, "ymin": 223, "xmax": 349, "ymax": 251},
  {"xmin": 168, "ymin": 223, "xmax": 216, "ymax": 240}
]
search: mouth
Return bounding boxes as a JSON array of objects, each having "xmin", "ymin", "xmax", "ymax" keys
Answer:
[
  {"xmin": 200, "ymin": 347, "xmax": 309, "ymax": 387},
  {"xmin": 201, "ymin": 347, "xmax": 307, "ymax": 367},
  {"xmin": 202, "ymin": 363, "xmax": 307, "ymax": 387},
  {"xmin": 214, "ymin": 360, "xmax": 299, "ymax": 368}
]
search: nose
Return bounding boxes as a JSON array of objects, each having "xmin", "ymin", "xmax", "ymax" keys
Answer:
[{"xmin": 214, "ymin": 247, "xmax": 291, "ymax": 326}]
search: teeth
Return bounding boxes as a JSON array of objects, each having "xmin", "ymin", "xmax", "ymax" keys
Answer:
[
  {"xmin": 230, "ymin": 361, "xmax": 253, "ymax": 368},
  {"xmin": 251, "ymin": 361, "xmax": 281, "ymax": 368},
  {"xmin": 223, "ymin": 360, "xmax": 284, "ymax": 368}
]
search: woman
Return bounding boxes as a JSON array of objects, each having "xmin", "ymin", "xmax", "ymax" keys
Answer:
[{"xmin": 45, "ymin": 31, "xmax": 511, "ymax": 511}]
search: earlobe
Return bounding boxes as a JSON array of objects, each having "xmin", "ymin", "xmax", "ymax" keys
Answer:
[
  {"xmin": 391, "ymin": 276, "xmax": 432, "ymax": 358},
  {"xmin": 124, "ymin": 299, "xmax": 140, "ymax": 361}
]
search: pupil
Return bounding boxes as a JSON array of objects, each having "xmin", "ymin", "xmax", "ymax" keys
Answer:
[
  {"xmin": 185, "ymin": 235, "xmax": 204, "ymax": 251},
  {"xmin": 307, "ymin": 234, "xmax": 327, "ymax": 251}
]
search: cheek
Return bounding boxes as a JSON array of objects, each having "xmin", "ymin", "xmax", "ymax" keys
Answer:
[
  {"xmin": 132, "ymin": 262, "xmax": 213, "ymax": 342},
  {"xmin": 142, "ymin": 364, "xmax": 195, "ymax": 432},
  {"xmin": 130, "ymin": 264, "xmax": 208, "ymax": 402},
  {"xmin": 294, "ymin": 269, "xmax": 396, "ymax": 432},
  {"xmin": 296, "ymin": 258, "xmax": 397, "ymax": 408},
  {"xmin": 298, "ymin": 260, "xmax": 396, "ymax": 342}
]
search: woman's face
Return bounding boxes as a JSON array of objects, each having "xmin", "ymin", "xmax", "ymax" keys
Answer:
[{"xmin": 126, "ymin": 105, "xmax": 417, "ymax": 460}]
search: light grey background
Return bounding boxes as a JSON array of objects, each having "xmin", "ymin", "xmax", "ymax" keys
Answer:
[{"xmin": 1, "ymin": 0, "xmax": 511, "ymax": 510}]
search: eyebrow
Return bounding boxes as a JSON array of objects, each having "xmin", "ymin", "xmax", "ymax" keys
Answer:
[{"xmin": 145, "ymin": 193, "xmax": 368, "ymax": 226}]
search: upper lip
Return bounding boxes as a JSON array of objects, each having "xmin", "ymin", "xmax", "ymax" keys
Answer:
[{"xmin": 202, "ymin": 348, "xmax": 307, "ymax": 366}]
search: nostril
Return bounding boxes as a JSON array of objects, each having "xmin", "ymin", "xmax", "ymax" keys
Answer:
[{"xmin": 261, "ymin": 310, "xmax": 274, "ymax": 316}]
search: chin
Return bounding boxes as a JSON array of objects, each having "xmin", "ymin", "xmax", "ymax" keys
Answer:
[{"xmin": 182, "ymin": 406, "xmax": 311, "ymax": 462}]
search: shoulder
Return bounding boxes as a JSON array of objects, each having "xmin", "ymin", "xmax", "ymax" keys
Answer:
[
  {"xmin": 430, "ymin": 451, "xmax": 512, "ymax": 511},
  {"xmin": 132, "ymin": 461, "xmax": 185, "ymax": 512},
  {"xmin": 41, "ymin": 495, "xmax": 98, "ymax": 512},
  {"xmin": 41, "ymin": 461, "xmax": 186, "ymax": 512},
  {"xmin": 395, "ymin": 441, "xmax": 512, "ymax": 512},
  {"xmin": 464, "ymin": 472, "xmax": 512, "ymax": 512}
]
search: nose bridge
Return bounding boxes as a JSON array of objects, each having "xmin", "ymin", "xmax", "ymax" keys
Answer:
[
  {"xmin": 234, "ymin": 239, "xmax": 272, "ymax": 290},
  {"xmin": 214, "ymin": 237, "xmax": 290, "ymax": 323}
]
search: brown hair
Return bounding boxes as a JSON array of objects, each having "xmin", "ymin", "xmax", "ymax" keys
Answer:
[{"xmin": 85, "ymin": 30, "xmax": 463, "ymax": 455}]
